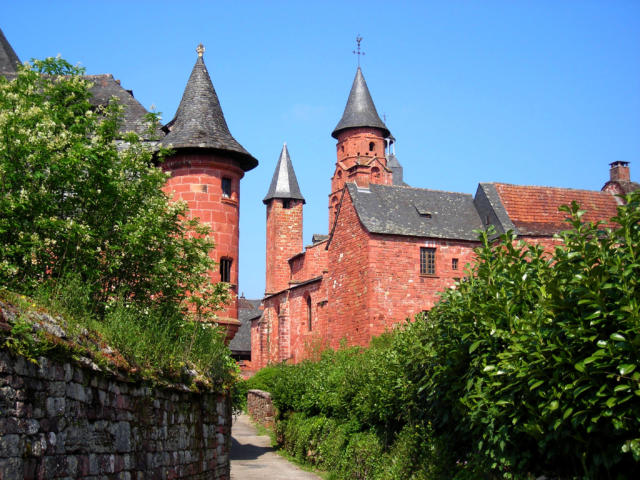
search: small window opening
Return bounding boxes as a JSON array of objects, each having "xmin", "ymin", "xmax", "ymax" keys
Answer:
[
  {"xmin": 415, "ymin": 205, "xmax": 432, "ymax": 218},
  {"xmin": 369, "ymin": 142, "xmax": 375, "ymax": 152},
  {"xmin": 452, "ymin": 258, "xmax": 459, "ymax": 270},
  {"xmin": 341, "ymin": 145, "xmax": 345, "ymax": 153},
  {"xmin": 221, "ymin": 177, "xmax": 232, "ymax": 198},
  {"xmin": 306, "ymin": 296, "xmax": 312, "ymax": 331},
  {"xmin": 220, "ymin": 257, "xmax": 232, "ymax": 283},
  {"xmin": 282, "ymin": 199, "xmax": 292, "ymax": 209},
  {"xmin": 420, "ymin": 247, "xmax": 436, "ymax": 275}
]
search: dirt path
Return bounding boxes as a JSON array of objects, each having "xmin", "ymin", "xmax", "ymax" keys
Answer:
[{"xmin": 230, "ymin": 413, "xmax": 322, "ymax": 479}]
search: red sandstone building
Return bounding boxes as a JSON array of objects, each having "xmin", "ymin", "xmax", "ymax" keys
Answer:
[{"xmin": 252, "ymin": 66, "xmax": 637, "ymax": 370}]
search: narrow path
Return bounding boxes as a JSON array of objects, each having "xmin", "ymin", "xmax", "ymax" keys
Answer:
[{"xmin": 230, "ymin": 413, "xmax": 321, "ymax": 479}]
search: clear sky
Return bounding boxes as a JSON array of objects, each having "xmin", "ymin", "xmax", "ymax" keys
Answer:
[{"xmin": 4, "ymin": 1, "xmax": 640, "ymax": 299}]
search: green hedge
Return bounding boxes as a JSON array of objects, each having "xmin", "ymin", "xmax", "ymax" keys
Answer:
[{"xmin": 245, "ymin": 192, "xmax": 640, "ymax": 479}]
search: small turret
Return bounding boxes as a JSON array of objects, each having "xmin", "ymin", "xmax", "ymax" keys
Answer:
[{"xmin": 265, "ymin": 143, "xmax": 304, "ymax": 294}]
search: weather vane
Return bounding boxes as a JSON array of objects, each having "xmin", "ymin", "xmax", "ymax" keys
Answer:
[{"xmin": 353, "ymin": 35, "xmax": 365, "ymax": 67}]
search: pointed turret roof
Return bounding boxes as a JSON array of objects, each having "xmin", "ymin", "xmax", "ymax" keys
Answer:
[
  {"xmin": 263, "ymin": 143, "xmax": 305, "ymax": 204},
  {"xmin": 332, "ymin": 67, "xmax": 389, "ymax": 139},
  {"xmin": 0, "ymin": 27, "xmax": 20, "ymax": 74},
  {"xmin": 161, "ymin": 45, "xmax": 257, "ymax": 171}
]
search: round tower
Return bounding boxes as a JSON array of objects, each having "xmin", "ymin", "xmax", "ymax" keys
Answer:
[
  {"xmin": 160, "ymin": 44, "xmax": 258, "ymax": 340},
  {"xmin": 263, "ymin": 143, "xmax": 305, "ymax": 294},
  {"xmin": 329, "ymin": 67, "xmax": 391, "ymax": 231}
]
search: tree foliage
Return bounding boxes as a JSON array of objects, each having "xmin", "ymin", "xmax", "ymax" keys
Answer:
[{"xmin": 0, "ymin": 57, "xmax": 227, "ymax": 320}]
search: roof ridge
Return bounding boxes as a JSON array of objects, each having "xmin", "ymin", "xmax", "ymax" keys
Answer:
[
  {"xmin": 491, "ymin": 182, "xmax": 612, "ymax": 195},
  {"xmin": 369, "ymin": 182, "xmax": 473, "ymax": 197}
]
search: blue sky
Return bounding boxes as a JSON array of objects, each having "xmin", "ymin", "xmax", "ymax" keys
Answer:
[{"xmin": 4, "ymin": 1, "xmax": 640, "ymax": 299}]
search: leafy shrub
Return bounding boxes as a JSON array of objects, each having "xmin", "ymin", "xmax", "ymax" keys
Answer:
[
  {"xmin": 406, "ymin": 193, "xmax": 640, "ymax": 478},
  {"xmin": 0, "ymin": 57, "xmax": 228, "ymax": 321},
  {"xmin": 0, "ymin": 57, "xmax": 234, "ymax": 387},
  {"xmin": 251, "ymin": 192, "xmax": 640, "ymax": 479}
]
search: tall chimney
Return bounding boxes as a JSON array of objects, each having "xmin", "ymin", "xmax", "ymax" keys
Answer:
[{"xmin": 610, "ymin": 161, "xmax": 630, "ymax": 182}]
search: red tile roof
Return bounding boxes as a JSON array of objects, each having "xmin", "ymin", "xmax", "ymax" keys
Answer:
[{"xmin": 493, "ymin": 183, "xmax": 619, "ymax": 236}]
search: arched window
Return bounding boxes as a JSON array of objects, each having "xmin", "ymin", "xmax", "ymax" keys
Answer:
[
  {"xmin": 371, "ymin": 166, "xmax": 380, "ymax": 179},
  {"xmin": 306, "ymin": 296, "xmax": 312, "ymax": 331},
  {"xmin": 369, "ymin": 141, "xmax": 375, "ymax": 152}
]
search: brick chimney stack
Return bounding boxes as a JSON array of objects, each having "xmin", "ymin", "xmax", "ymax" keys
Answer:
[{"xmin": 609, "ymin": 161, "xmax": 630, "ymax": 182}]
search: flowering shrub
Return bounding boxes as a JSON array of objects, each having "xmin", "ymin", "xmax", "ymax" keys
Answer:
[{"xmin": 0, "ymin": 57, "xmax": 227, "ymax": 320}]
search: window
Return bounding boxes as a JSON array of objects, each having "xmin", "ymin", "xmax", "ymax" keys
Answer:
[
  {"xmin": 420, "ymin": 247, "xmax": 436, "ymax": 275},
  {"xmin": 306, "ymin": 296, "xmax": 312, "ymax": 331},
  {"xmin": 220, "ymin": 257, "xmax": 232, "ymax": 283},
  {"xmin": 369, "ymin": 142, "xmax": 375, "ymax": 152},
  {"xmin": 282, "ymin": 199, "xmax": 291, "ymax": 209},
  {"xmin": 452, "ymin": 258, "xmax": 458, "ymax": 270},
  {"xmin": 221, "ymin": 177, "xmax": 232, "ymax": 198}
]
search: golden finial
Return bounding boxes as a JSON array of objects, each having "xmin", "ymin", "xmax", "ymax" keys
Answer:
[{"xmin": 196, "ymin": 44, "xmax": 205, "ymax": 58}]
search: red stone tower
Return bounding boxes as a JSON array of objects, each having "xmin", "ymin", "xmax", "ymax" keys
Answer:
[
  {"xmin": 264, "ymin": 143, "xmax": 305, "ymax": 294},
  {"xmin": 329, "ymin": 67, "xmax": 391, "ymax": 231},
  {"xmin": 160, "ymin": 44, "xmax": 258, "ymax": 337}
]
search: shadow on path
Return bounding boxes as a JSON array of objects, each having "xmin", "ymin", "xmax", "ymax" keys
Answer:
[
  {"xmin": 230, "ymin": 414, "xmax": 321, "ymax": 480},
  {"xmin": 230, "ymin": 436, "xmax": 274, "ymax": 461}
]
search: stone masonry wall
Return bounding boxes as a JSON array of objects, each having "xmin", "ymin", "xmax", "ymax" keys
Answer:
[
  {"xmin": 246, "ymin": 390, "xmax": 275, "ymax": 428},
  {"xmin": 0, "ymin": 350, "xmax": 231, "ymax": 479}
]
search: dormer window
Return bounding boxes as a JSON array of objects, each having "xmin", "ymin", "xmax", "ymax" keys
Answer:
[
  {"xmin": 415, "ymin": 205, "xmax": 432, "ymax": 218},
  {"xmin": 221, "ymin": 177, "xmax": 232, "ymax": 198}
]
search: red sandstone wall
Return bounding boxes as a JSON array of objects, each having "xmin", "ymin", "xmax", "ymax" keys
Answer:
[
  {"xmin": 367, "ymin": 235, "xmax": 477, "ymax": 337},
  {"xmin": 326, "ymin": 190, "xmax": 372, "ymax": 348},
  {"xmin": 265, "ymin": 199, "xmax": 303, "ymax": 294},
  {"xmin": 162, "ymin": 153, "xmax": 244, "ymax": 323},
  {"xmin": 285, "ymin": 281, "xmax": 329, "ymax": 363},
  {"xmin": 289, "ymin": 241, "xmax": 328, "ymax": 283}
]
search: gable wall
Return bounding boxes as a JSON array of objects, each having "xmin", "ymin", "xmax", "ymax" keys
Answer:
[{"xmin": 326, "ymin": 190, "xmax": 372, "ymax": 348}]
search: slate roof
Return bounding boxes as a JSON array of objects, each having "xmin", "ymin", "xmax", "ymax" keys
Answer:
[
  {"xmin": 489, "ymin": 183, "xmax": 619, "ymax": 236},
  {"xmin": 85, "ymin": 74, "xmax": 161, "ymax": 138},
  {"xmin": 161, "ymin": 46, "xmax": 257, "ymax": 172},
  {"xmin": 0, "ymin": 27, "xmax": 20, "ymax": 74},
  {"xmin": 346, "ymin": 183, "xmax": 483, "ymax": 241},
  {"xmin": 332, "ymin": 67, "xmax": 390, "ymax": 139},
  {"xmin": 263, "ymin": 143, "xmax": 305, "ymax": 204},
  {"xmin": 386, "ymin": 154, "xmax": 407, "ymax": 186},
  {"xmin": 229, "ymin": 298, "xmax": 262, "ymax": 354}
]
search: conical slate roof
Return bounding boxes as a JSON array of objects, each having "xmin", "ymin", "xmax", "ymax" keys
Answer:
[
  {"xmin": 263, "ymin": 143, "xmax": 305, "ymax": 204},
  {"xmin": 161, "ymin": 45, "xmax": 257, "ymax": 172},
  {"xmin": 332, "ymin": 67, "xmax": 389, "ymax": 139},
  {"xmin": 0, "ymin": 27, "xmax": 20, "ymax": 74}
]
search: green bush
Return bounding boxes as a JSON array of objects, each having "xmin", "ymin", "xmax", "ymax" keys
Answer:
[
  {"xmin": 406, "ymin": 193, "xmax": 640, "ymax": 478},
  {"xmin": 0, "ymin": 57, "xmax": 228, "ymax": 321},
  {"xmin": 252, "ymin": 192, "xmax": 640, "ymax": 479},
  {"xmin": 0, "ymin": 57, "xmax": 235, "ymax": 388}
]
